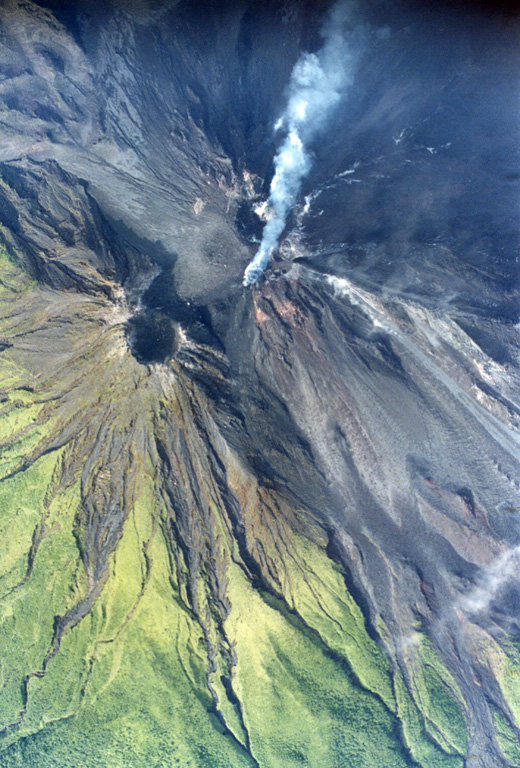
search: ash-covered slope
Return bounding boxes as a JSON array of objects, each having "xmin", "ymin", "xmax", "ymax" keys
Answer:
[{"xmin": 0, "ymin": 1, "xmax": 519, "ymax": 767}]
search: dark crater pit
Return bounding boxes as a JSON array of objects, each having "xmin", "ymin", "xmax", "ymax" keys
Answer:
[{"xmin": 125, "ymin": 310, "xmax": 177, "ymax": 365}]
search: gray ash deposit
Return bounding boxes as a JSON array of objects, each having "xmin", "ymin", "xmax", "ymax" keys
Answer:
[{"xmin": 0, "ymin": 1, "xmax": 519, "ymax": 767}]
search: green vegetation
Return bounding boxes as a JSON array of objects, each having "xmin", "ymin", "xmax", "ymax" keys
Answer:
[
  {"xmin": 492, "ymin": 707, "xmax": 520, "ymax": 764},
  {"xmin": 0, "ymin": 455, "xmax": 253, "ymax": 768},
  {"xmin": 0, "ymin": 424, "xmax": 471, "ymax": 768},
  {"xmin": 406, "ymin": 636, "xmax": 467, "ymax": 756},
  {"xmin": 280, "ymin": 534, "xmax": 396, "ymax": 710},
  {"xmin": 0, "ymin": 240, "xmax": 32, "ymax": 296},
  {"xmin": 0, "ymin": 244, "xmax": 14, "ymax": 266},
  {"xmin": 225, "ymin": 560, "xmax": 408, "ymax": 768},
  {"xmin": 0, "ymin": 454, "xmax": 86, "ymax": 733},
  {"xmin": 0, "ymin": 251, "xmax": 502, "ymax": 767},
  {"xmin": 394, "ymin": 665, "xmax": 465, "ymax": 768},
  {"xmin": 499, "ymin": 648, "xmax": 520, "ymax": 728}
]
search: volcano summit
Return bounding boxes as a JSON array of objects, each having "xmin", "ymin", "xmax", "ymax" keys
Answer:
[{"xmin": 0, "ymin": 1, "xmax": 519, "ymax": 767}]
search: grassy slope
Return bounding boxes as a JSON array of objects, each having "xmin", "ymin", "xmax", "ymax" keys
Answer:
[{"xmin": 0, "ymin": 458, "xmax": 468, "ymax": 768}]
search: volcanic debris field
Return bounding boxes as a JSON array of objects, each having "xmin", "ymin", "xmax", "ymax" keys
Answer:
[{"xmin": 0, "ymin": 0, "xmax": 519, "ymax": 766}]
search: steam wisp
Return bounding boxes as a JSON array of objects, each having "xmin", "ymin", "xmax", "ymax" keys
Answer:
[
  {"xmin": 243, "ymin": 1, "xmax": 355, "ymax": 285},
  {"xmin": 459, "ymin": 544, "xmax": 520, "ymax": 617}
]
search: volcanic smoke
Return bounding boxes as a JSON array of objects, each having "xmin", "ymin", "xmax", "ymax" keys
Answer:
[{"xmin": 243, "ymin": 1, "xmax": 356, "ymax": 285}]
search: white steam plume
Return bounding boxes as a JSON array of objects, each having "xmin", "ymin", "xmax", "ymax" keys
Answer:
[
  {"xmin": 459, "ymin": 544, "xmax": 520, "ymax": 617},
  {"xmin": 243, "ymin": 1, "xmax": 356, "ymax": 286}
]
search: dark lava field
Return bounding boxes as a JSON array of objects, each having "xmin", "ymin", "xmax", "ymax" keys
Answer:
[{"xmin": 0, "ymin": 1, "xmax": 519, "ymax": 766}]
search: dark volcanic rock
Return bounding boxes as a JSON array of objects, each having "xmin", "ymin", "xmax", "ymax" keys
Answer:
[{"xmin": 0, "ymin": 1, "xmax": 519, "ymax": 767}]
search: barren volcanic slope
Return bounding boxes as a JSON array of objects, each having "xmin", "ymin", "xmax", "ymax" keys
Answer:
[{"xmin": 0, "ymin": 0, "xmax": 519, "ymax": 766}]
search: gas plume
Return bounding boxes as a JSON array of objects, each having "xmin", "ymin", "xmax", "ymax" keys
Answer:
[{"xmin": 243, "ymin": 1, "xmax": 356, "ymax": 285}]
